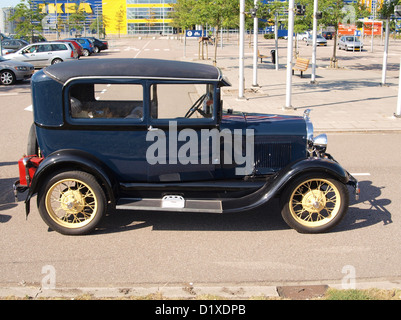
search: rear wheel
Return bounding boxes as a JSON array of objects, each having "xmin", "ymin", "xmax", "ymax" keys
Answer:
[
  {"xmin": 27, "ymin": 123, "xmax": 39, "ymax": 156},
  {"xmin": 51, "ymin": 58, "xmax": 63, "ymax": 65},
  {"xmin": 38, "ymin": 171, "xmax": 106, "ymax": 235},
  {"xmin": 280, "ymin": 173, "xmax": 349, "ymax": 233},
  {"xmin": 83, "ymin": 49, "xmax": 90, "ymax": 56}
]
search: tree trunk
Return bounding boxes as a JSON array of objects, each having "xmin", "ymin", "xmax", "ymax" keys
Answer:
[
  {"xmin": 330, "ymin": 27, "xmax": 339, "ymax": 68},
  {"xmin": 213, "ymin": 25, "xmax": 219, "ymax": 66}
]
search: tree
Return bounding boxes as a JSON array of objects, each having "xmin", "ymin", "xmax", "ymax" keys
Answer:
[
  {"xmin": 115, "ymin": 5, "xmax": 126, "ymax": 38},
  {"xmin": 296, "ymin": 0, "xmax": 369, "ymax": 68},
  {"xmin": 9, "ymin": 0, "xmax": 46, "ymax": 42},
  {"xmin": 69, "ymin": 4, "xmax": 87, "ymax": 36}
]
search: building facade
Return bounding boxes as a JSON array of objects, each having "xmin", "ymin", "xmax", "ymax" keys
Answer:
[{"xmin": 31, "ymin": 0, "xmax": 176, "ymax": 36}]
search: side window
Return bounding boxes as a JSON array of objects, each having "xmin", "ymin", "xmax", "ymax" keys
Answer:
[
  {"xmin": 150, "ymin": 83, "xmax": 214, "ymax": 120},
  {"xmin": 68, "ymin": 83, "xmax": 143, "ymax": 120},
  {"xmin": 52, "ymin": 43, "xmax": 67, "ymax": 51}
]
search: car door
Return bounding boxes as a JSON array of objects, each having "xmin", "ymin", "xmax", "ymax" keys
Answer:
[
  {"xmin": 146, "ymin": 82, "xmax": 220, "ymax": 182},
  {"xmin": 34, "ymin": 43, "xmax": 54, "ymax": 67},
  {"xmin": 15, "ymin": 44, "xmax": 40, "ymax": 66}
]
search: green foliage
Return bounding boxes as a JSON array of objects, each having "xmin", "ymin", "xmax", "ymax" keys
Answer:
[{"xmin": 9, "ymin": 0, "xmax": 46, "ymax": 41}]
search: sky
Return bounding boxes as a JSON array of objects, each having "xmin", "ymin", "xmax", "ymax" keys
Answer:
[{"xmin": 2, "ymin": 0, "xmax": 23, "ymax": 7}]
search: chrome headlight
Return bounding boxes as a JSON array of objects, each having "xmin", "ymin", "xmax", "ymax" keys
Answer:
[{"xmin": 313, "ymin": 134, "xmax": 327, "ymax": 153}]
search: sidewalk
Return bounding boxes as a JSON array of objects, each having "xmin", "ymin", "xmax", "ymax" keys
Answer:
[{"xmin": 181, "ymin": 37, "xmax": 401, "ymax": 132}]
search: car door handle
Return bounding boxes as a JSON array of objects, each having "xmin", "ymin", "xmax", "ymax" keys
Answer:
[{"xmin": 148, "ymin": 125, "xmax": 160, "ymax": 131}]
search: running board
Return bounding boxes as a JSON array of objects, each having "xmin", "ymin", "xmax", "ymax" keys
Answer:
[{"xmin": 116, "ymin": 197, "xmax": 223, "ymax": 213}]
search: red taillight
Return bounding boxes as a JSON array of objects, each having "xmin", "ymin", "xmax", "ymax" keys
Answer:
[
  {"xmin": 71, "ymin": 50, "xmax": 74, "ymax": 58},
  {"xmin": 18, "ymin": 155, "xmax": 44, "ymax": 187}
]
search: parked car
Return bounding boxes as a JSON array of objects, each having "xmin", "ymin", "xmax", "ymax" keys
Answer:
[
  {"xmin": 338, "ymin": 36, "xmax": 363, "ymax": 51},
  {"xmin": 322, "ymin": 31, "xmax": 334, "ymax": 40},
  {"xmin": 297, "ymin": 31, "xmax": 311, "ymax": 41},
  {"xmin": 13, "ymin": 58, "xmax": 358, "ymax": 235},
  {"xmin": 1, "ymin": 39, "xmax": 29, "ymax": 52},
  {"xmin": 306, "ymin": 34, "xmax": 327, "ymax": 46},
  {"xmin": 65, "ymin": 37, "xmax": 94, "ymax": 56},
  {"xmin": 16, "ymin": 34, "xmax": 47, "ymax": 43},
  {"xmin": 85, "ymin": 37, "xmax": 108, "ymax": 53},
  {"xmin": 4, "ymin": 42, "xmax": 78, "ymax": 68},
  {"xmin": 0, "ymin": 56, "xmax": 34, "ymax": 85},
  {"xmin": 0, "ymin": 33, "xmax": 10, "ymax": 41},
  {"xmin": 51, "ymin": 39, "xmax": 84, "ymax": 57}
]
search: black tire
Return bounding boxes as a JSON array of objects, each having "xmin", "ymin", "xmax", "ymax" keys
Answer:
[
  {"xmin": 280, "ymin": 173, "xmax": 349, "ymax": 234},
  {"xmin": 83, "ymin": 49, "xmax": 90, "ymax": 56},
  {"xmin": 37, "ymin": 171, "xmax": 106, "ymax": 235},
  {"xmin": 0, "ymin": 70, "xmax": 16, "ymax": 85},
  {"xmin": 27, "ymin": 123, "xmax": 39, "ymax": 156},
  {"xmin": 94, "ymin": 46, "xmax": 100, "ymax": 53},
  {"xmin": 51, "ymin": 58, "xmax": 63, "ymax": 65}
]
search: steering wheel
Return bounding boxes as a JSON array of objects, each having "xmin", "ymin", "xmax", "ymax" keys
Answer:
[{"xmin": 184, "ymin": 94, "xmax": 207, "ymax": 118}]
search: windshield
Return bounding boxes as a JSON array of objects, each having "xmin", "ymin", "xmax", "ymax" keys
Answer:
[{"xmin": 345, "ymin": 37, "xmax": 357, "ymax": 41}]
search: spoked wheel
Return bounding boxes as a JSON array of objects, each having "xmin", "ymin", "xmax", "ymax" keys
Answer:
[
  {"xmin": 38, "ymin": 171, "xmax": 106, "ymax": 235},
  {"xmin": 280, "ymin": 174, "xmax": 349, "ymax": 233}
]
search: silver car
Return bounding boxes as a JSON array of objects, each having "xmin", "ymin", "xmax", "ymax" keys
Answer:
[
  {"xmin": 338, "ymin": 36, "xmax": 363, "ymax": 51},
  {"xmin": 4, "ymin": 42, "xmax": 78, "ymax": 68},
  {"xmin": 306, "ymin": 34, "xmax": 327, "ymax": 46},
  {"xmin": 0, "ymin": 56, "xmax": 34, "ymax": 85}
]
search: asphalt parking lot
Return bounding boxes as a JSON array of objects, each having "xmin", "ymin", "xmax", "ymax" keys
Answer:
[{"xmin": 1, "ymin": 35, "xmax": 401, "ymax": 300}]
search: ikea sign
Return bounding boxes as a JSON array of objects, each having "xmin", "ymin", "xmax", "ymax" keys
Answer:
[{"xmin": 34, "ymin": 0, "xmax": 100, "ymax": 15}]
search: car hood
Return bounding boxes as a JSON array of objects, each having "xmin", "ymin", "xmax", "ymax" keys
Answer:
[
  {"xmin": 222, "ymin": 111, "xmax": 306, "ymax": 136},
  {"xmin": 1, "ymin": 58, "xmax": 34, "ymax": 68}
]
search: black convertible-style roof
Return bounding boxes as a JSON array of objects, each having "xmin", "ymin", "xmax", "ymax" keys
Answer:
[{"xmin": 44, "ymin": 58, "xmax": 230, "ymax": 85}]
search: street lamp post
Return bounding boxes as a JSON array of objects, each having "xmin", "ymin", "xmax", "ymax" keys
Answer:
[
  {"xmin": 284, "ymin": 0, "xmax": 295, "ymax": 109},
  {"xmin": 238, "ymin": 0, "xmax": 245, "ymax": 99},
  {"xmin": 252, "ymin": 1, "xmax": 259, "ymax": 87},
  {"xmin": 311, "ymin": 0, "xmax": 318, "ymax": 84}
]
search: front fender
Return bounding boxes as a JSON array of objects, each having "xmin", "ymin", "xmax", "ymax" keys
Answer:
[
  {"xmin": 222, "ymin": 156, "xmax": 350, "ymax": 213},
  {"xmin": 24, "ymin": 149, "xmax": 117, "ymax": 216}
]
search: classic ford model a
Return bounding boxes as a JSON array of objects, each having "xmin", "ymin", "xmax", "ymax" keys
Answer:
[{"xmin": 14, "ymin": 59, "xmax": 358, "ymax": 235}]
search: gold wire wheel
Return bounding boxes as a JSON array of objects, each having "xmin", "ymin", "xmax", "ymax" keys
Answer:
[
  {"xmin": 45, "ymin": 178, "xmax": 98, "ymax": 229},
  {"xmin": 288, "ymin": 178, "xmax": 341, "ymax": 228}
]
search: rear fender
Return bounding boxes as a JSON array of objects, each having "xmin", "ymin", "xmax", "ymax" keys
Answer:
[
  {"xmin": 25, "ymin": 149, "xmax": 117, "ymax": 216},
  {"xmin": 222, "ymin": 157, "xmax": 350, "ymax": 213}
]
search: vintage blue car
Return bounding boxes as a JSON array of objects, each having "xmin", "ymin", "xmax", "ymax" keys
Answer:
[{"xmin": 14, "ymin": 58, "xmax": 358, "ymax": 235}]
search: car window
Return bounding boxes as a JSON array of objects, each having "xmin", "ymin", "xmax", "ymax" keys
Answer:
[
  {"xmin": 52, "ymin": 43, "xmax": 67, "ymax": 51},
  {"xmin": 68, "ymin": 83, "xmax": 144, "ymax": 120},
  {"xmin": 37, "ymin": 44, "xmax": 53, "ymax": 52},
  {"xmin": 150, "ymin": 83, "xmax": 214, "ymax": 120}
]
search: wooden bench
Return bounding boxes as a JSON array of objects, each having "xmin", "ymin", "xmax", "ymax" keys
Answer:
[
  {"xmin": 257, "ymin": 50, "xmax": 268, "ymax": 63},
  {"xmin": 292, "ymin": 57, "xmax": 310, "ymax": 78}
]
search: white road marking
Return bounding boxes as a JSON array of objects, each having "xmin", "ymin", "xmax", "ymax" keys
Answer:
[
  {"xmin": 133, "ymin": 41, "xmax": 151, "ymax": 58},
  {"xmin": 0, "ymin": 93, "xmax": 18, "ymax": 96},
  {"xmin": 25, "ymin": 105, "xmax": 33, "ymax": 112},
  {"xmin": 350, "ymin": 173, "xmax": 371, "ymax": 176}
]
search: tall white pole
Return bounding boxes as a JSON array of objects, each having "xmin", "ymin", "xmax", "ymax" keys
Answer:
[
  {"xmin": 381, "ymin": 19, "xmax": 389, "ymax": 86},
  {"xmin": 274, "ymin": 13, "xmax": 279, "ymax": 70},
  {"xmin": 311, "ymin": 0, "xmax": 318, "ymax": 84},
  {"xmin": 239, "ymin": 0, "xmax": 245, "ymax": 99},
  {"xmin": 396, "ymin": 55, "xmax": 401, "ymax": 117},
  {"xmin": 252, "ymin": 0, "xmax": 258, "ymax": 87},
  {"xmin": 285, "ymin": 0, "xmax": 295, "ymax": 109}
]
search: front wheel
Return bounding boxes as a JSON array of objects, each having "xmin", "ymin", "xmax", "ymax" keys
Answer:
[
  {"xmin": 0, "ymin": 70, "xmax": 16, "ymax": 85},
  {"xmin": 38, "ymin": 171, "xmax": 106, "ymax": 235},
  {"xmin": 280, "ymin": 174, "xmax": 349, "ymax": 233}
]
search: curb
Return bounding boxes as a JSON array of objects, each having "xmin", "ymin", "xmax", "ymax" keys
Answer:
[{"xmin": 2, "ymin": 280, "xmax": 401, "ymax": 299}]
